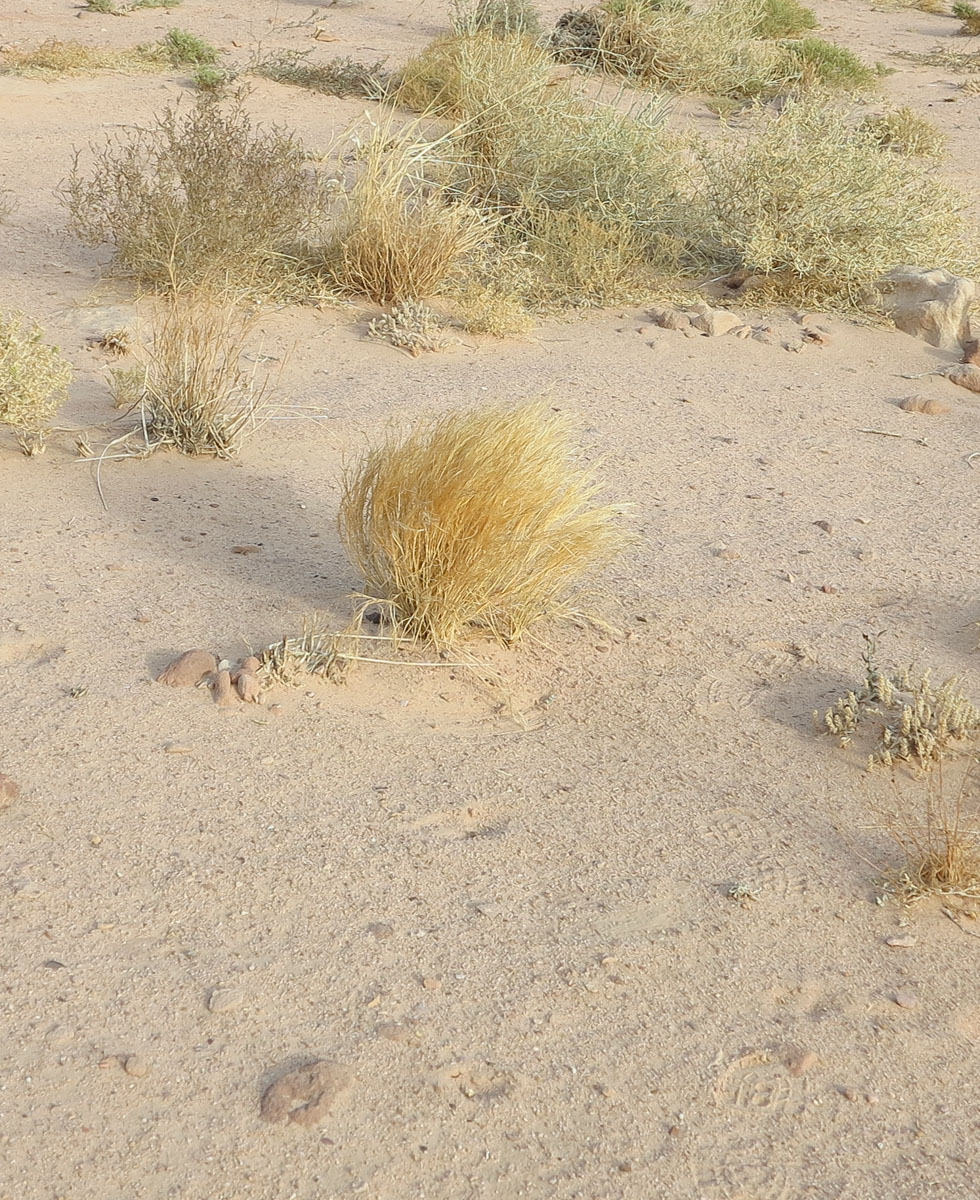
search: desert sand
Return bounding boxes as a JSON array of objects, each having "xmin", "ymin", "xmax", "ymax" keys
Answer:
[{"xmin": 2, "ymin": 1, "xmax": 980, "ymax": 1197}]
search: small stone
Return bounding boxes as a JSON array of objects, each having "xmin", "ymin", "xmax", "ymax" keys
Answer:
[
  {"xmin": 0, "ymin": 773, "xmax": 20, "ymax": 809},
  {"xmin": 237, "ymin": 656, "xmax": 261, "ymax": 676},
  {"xmin": 232, "ymin": 544, "xmax": 262, "ymax": 555},
  {"xmin": 207, "ymin": 987, "xmax": 243, "ymax": 1013},
  {"xmin": 715, "ymin": 548, "xmax": 741, "ymax": 560},
  {"xmin": 733, "ymin": 326, "xmax": 752, "ymax": 339},
  {"xmin": 941, "ymin": 363, "xmax": 980, "ymax": 394},
  {"xmin": 260, "ymin": 1061, "xmax": 351, "ymax": 1128},
  {"xmin": 820, "ymin": 584, "xmax": 839, "ymax": 594},
  {"xmin": 422, "ymin": 976, "xmax": 443, "ymax": 991},
  {"xmin": 163, "ymin": 744, "xmax": 193, "ymax": 755},
  {"xmin": 963, "ymin": 337, "xmax": 980, "ymax": 365},
  {"xmin": 784, "ymin": 1049, "xmax": 819, "ymax": 1077},
  {"xmin": 885, "ymin": 933, "xmax": 917, "ymax": 948},
  {"xmin": 877, "ymin": 266, "xmax": 974, "ymax": 351},
  {"xmin": 813, "ymin": 520, "xmax": 834, "ymax": 534},
  {"xmin": 648, "ymin": 306, "xmax": 691, "ymax": 332},
  {"xmin": 156, "ymin": 649, "xmax": 217, "ymax": 687},
  {"xmin": 134, "ymin": 613, "xmax": 152, "ymax": 624},
  {"xmin": 689, "ymin": 306, "xmax": 743, "ymax": 337},
  {"xmin": 841, "ymin": 1087, "xmax": 860, "ymax": 1102},
  {"xmin": 899, "ymin": 394, "xmax": 950, "ymax": 416},
  {"xmin": 211, "ymin": 669, "xmax": 239, "ymax": 709},
  {"xmin": 98, "ymin": 1056, "xmax": 119, "ymax": 1070},
  {"xmin": 892, "ymin": 990, "xmax": 918, "ymax": 1009},
  {"xmin": 235, "ymin": 672, "xmax": 263, "ymax": 703},
  {"xmin": 780, "ymin": 571, "xmax": 797, "ymax": 583},
  {"xmin": 366, "ymin": 922, "xmax": 394, "ymax": 940},
  {"xmin": 123, "ymin": 1054, "xmax": 150, "ymax": 1078}
]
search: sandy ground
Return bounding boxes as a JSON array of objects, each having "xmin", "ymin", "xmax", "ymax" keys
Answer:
[{"xmin": 2, "ymin": 2, "xmax": 980, "ymax": 1198}]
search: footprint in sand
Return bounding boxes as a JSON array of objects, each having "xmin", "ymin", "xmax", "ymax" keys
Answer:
[
  {"xmin": 694, "ymin": 1135, "xmax": 793, "ymax": 1200},
  {"xmin": 712, "ymin": 1048, "xmax": 809, "ymax": 1117}
]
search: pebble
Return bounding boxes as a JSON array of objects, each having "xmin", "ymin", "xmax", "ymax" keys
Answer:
[
  {"xmin": 715, "ymin": 548, "xmax": 741, "ymax": 561},
  {"xmin": 366, "ymin": 922, "xmax": 394, "ymax": 940},
  {"xmin": 232, "ymin": 544, "xmax": 262, "ymax": 555},
  {"xmin": 813, "ymin": 520, "xmax": 834, "ymax": 534},
  {"xmin": 885, "ymin": 933, "xmax": 917, "ymax": 948},
  {"xmin": 899, "ymin": 394, "xmax": 950, "ymax": 416},
  {"xmin": 163, "ymin": 744, "xmax": 193, "ymax": 755},
  {"xmin": 208, "ymin": 987, "xmax": 243, "ymax": 1013},
  {"xmin": 820, "ymin": 584, "xmax": 839, "ymax": 594},
  {"xmin": 785, "ymin": 1049, "xmax": 819, "ymax": 1077},
  {"xmin": 0, "ymin": 773, "xmax": 20, "ymax": 809},
  {"xmin": 422, "ymin": 976, "xmax": 443, "ymax": 991},
  {"xmin": 892, "ymin": 990, "xmax": 918, "ymax": 1010},
  {"xmin": 211, "ymin": 669, "xmax": 239, "ymax": 709},
  {"xmin": 123, "ymin": 1054, "xmax": 150, "ymax": 1078}
]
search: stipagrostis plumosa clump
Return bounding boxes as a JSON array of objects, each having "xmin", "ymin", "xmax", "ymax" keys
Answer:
[{"xmin": 338, "ymin": 404, "xmax": 630, "ymax": 647}]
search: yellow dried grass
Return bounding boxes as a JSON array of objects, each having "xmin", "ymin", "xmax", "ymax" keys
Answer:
[{"xmin": 338, "ymin": 403, "xmax": 629, "ymax": 647}]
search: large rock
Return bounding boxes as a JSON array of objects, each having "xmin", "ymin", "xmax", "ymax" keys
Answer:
[{"xmin": 877, "ymin": 266, "xmax": 975, "ymax": 352}]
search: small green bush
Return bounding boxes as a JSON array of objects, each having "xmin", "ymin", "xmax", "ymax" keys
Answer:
[
  {"xmin": 778, "ymin": 37, "xmax": 876, "ymax": 91},
  {"xmin": 453, "ymin": 0, "xmax": 542, "ymax": 35},
  {"xmin": 754, "ymin": 0, "xmax": 817, "ymax": 37},
  {"xmin": 162, "ymin": 28, "xmax": 218, "ymax": 67},
  {"xmin": 255, "ymin": 51, "xmax": 390, "ymax": 98},
  {"xmin": 0, "ymin": 312, "xmax": 72, "ymax": 454}
]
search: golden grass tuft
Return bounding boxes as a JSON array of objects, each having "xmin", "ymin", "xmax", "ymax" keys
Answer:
[
  {"xmin": 109, "ymin": 298, "xmax": 267, "ymax": 457},
  {"xmin": 690, "ymin": 97, "xmax": 972, "ymax": 309},
  {"xmin": 318, "ymin": 128, "xmax": 493, "ymax": 304},
  {"xmin": 860, "ymin": 106, "xmax": 946, "ymax": 156},
  {"xmin": 338, "ymin": 403, "xmax": 629, "ymax": 647},
  {"xmin": 0, "ymin": 312, "xmax": 73, "ymax": 455},
  {"xmin": 878, "ymin": 758, "xmax": 980, "ymax": 903}
]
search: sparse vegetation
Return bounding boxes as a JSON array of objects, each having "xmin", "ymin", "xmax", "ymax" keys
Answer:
[
  {"xmin": 81, "ymin": 0, "xmax": 182, "ymax": 14},
  {"xmin": 109, "ymin": 298, "xmax": 267, "ymax": 457},
  {"xmin": 689, "ymin": 97, "xmax": 970, "ymax": 308},
  {"xmin": 819, "ymin": 636, "xmax": 980, "ymax": 770},
  {"xmin": 367, "ymin": 301, "xmax": 452, "ymax": 355},
  {"xmin": 860, "ymin": 107, "xmax": 946, "ymax": 156},
  {"xmin": 62, "ymin": 99, "xmax": 325, "ymax": 296},
  {"xmin": 779, "ymin": 37, "xmax": 877, "ymax": 91},
  {"xmin": 191, "ymin": 63, "xmax": 234, "ymax": 92},
  {"xmin": 255, "ymin": 50, "xmax": 390, "ymax": 98},
  {"xmin": 0, "ymin": 312, "xmax": 73, "ymax": 455},
  {"xmin": 337, "ymin": 403, "xmax": 629, "ymax": 647},
  {"xmin": 0, "ymin": 39, "xmax": 169, "ymax": 77}
]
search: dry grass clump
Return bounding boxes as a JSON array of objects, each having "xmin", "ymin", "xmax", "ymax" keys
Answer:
[
  {"xmin": 255, "ymin": 51, "xmax": 390, "ymax": 98},
  {"xmin": 819, "ymin": 636, "xmax": 980, "ymax": 770},
  {"xmin": 62, "ymin": 99, "xmax": 325, "ymax": 297},
  {"xmin": 550, "ymin": 0, "xmax": 868, "ymax": 97},
  {"xmin": 878, "ymin": 759, "xmax": 980, "ymax": 904},
  {"xmin": 860, "ymin": 106, "xmax": 946, "ymax": 156},
  {"xmin": 82, "ymin": 0, "xmax": 182, "ymax": 13},
  {"xmin": 953, "ymin": 0, "xmax": 980, "ymax": 32},
  {"xmin": 109, "ymin": 299, "xmax": 267, "ymax": 457},
  {"xmin": 367, "ymin": 301, "xmax": 452, "ymax": 355},
  {"xmin": 0, "ymin": 313, "xmax": 73, "ymax": 455},
  {"xmin": 318, "ymin": 128, "xmax": 493, "ymax": 304},
  {"xmin": 689, "ymin": 98, "xmax": 971, "ymax": 309},
  {"xmin": 338, "ymin": 403, "xmax": 629, "ymax": 647},
  {"xmin": 0, "ymin": 39, "xmax": 168, "ymax": 77}
]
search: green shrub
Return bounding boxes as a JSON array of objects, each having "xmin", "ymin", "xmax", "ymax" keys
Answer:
[
  {"xmin": 255, "ymin": 51, "xmax": 389, "ymax": 98},
  {"xmin": 453, "ymin": 0, "xmax": 542, "ymax": 35},
  {"xmin": 162, "ymin": 28, "xmax": 218, "ymax": 67},
  {"xmin": 778, "ymin": 38, "xmax": 876, "ymax": 91},
  {"xmin": 689, "ymin": 98, "xmax": 971, "ymax": 308}
]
